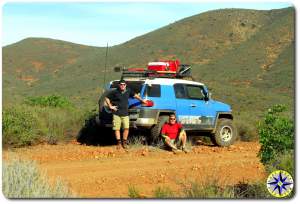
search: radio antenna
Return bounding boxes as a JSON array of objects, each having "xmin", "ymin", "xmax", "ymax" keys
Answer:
[{"xmin": 103, "ymin": 42, "xmax": 109, "ymax": 92}]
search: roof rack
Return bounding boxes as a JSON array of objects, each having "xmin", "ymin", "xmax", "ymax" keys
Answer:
[{"xmin": 114, "ymin": 66, "xmax": 192, "ymax": 80}]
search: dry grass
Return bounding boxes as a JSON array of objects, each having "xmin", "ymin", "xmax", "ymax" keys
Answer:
[{"xmin": 3, "ymin": 156, "xmax": 75, "ymax": 198}]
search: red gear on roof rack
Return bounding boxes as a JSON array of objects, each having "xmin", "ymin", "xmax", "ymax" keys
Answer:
[
  {"xmin": 114, "ymin": 59, "xmax": 192, "ymax": 79},
  {"xmin": 147, "ymin": 59, "xmax": 180, "ymax": 73}
]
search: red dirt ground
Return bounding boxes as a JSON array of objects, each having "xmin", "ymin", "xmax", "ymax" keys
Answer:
[{"xmin": 3, "ymin": 141, "xmax": 266, "ymax": 198}]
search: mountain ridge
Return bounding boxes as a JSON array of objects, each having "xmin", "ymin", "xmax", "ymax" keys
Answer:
[{"xmin": 3, "ymin": 7, "xmax": 295, "ymax": 123}]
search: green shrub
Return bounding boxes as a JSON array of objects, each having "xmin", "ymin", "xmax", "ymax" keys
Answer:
[
  {"xmin": 126, "ymin": 181, "xmax": 271, "ymax": 198},
  {"xmin": 153, "ymin": 186, "xmax": 174, "ymax": 198},
  {"xmin": 38, "ymin": 109, "xmax": 67, "ymax": 145},
  {"xmin": 236, "ymin": 122, "xmax": 258, "ymax": 141},
  {"xmin": 127, "ymin": 135, "xmax": 147, "ymax": 149},
  {"xmin": 25, "ymin": 94, "xmax": 73, "ymax": 108},
  {"xmin": 3, "ymin": 104, "xmax": 88, "ymax": 147},
  {"xmin": 233, "ymin": 182, "xmax": 271, "ymax": 198},
  {"xmin": 182, "ymin": 181, "xmax": 234, "ymax": 198},
  {"xmin": 128, "ymin": 185, "xmax": 142, "ymax": 198},
  {"xmin": 266, "ymin": 150, "xmax": 294, "ymax": 176},
  {"xmin": 181, "ymin": 181, "xmax": 269, "ymax": 198},
  {"xmin": 3, "ymin": 159, "xmax": 74, "ymax": 198},
  {"xmin": 258, "ymin": 104, "xmax": 294, "ymax": 164},
  {"xmin": 36, "ymin": 106, "xmax": 88, "ymax": 145},
  {"xmin": 3, "ymin": 106, "xmax": 38, "ymax": 147}
]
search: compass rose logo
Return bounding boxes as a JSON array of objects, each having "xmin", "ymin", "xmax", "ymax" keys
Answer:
[{"xmin": 266, "ymin": 170, "xmax": 293, "ymax": 198}]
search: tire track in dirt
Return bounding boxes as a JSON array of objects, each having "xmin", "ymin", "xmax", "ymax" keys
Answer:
[{"xmin": 3, "ymin": 141, "xmax": 266, "ymax": 198}]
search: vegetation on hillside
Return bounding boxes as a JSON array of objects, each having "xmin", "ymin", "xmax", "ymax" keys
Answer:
[
  {"xmin": 25, "ymin": 94, "xmax": 73, "ymax": 108},
  {"xmin": 3, "ymin": 8, "xmax": 294, "ymax": 116}
]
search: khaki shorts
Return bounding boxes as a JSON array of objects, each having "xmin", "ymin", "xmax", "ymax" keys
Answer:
[
  {"xmin": 162, "ymin": 137, "xmax": 178, "ymax": 146},
  {"xmin": 162, "ymin": 130, "xmax": 186, "ymax": 148},
  {"xmin": 113, "ymin": 115, "xmax": 129, "ymax": 130}
]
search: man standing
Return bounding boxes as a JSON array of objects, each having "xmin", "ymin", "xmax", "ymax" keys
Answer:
[
  {"xmin": 161, "ymin": 113, "xmax": 188, "ymax": 153},
  {"xmin": 105, "ymin": 79, "xmax": 147, "ymax": 149}
]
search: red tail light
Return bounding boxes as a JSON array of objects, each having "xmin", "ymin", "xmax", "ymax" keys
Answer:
[{"xmin": 142, "ymin": 100, "xmax": 154, "ymax": 107}]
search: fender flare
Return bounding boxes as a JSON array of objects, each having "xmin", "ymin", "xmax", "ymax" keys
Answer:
[
  {"xmin": 212, "ymin": 112, "xmax": 234, "ymax": 133},
  {"xmin": 153, "ymin": 110, "xmax": 176, "ymax": 124}
]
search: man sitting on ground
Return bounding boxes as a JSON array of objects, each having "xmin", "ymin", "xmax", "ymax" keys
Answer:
[{"xmin": 161, "ymin": 114, "xmax": 188, "ymax": 153}]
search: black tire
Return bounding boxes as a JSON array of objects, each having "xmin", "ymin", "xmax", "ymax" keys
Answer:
[
  {"xmin": 150, "ymin": 115, "xmax": 169, "ymax": 144},
  {"xmin": 212, "ymin": 118, "xmax": 237, "ymax": 147}
]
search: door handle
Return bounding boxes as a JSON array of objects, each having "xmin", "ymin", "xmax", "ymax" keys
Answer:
[{"xmin": 189, "ymin": 104, "xmax": 197, "ymax": 107}]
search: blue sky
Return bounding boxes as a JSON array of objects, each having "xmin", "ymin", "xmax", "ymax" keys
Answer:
[{"xmin": 2, "ymin": 2, "xmax": 293, "ymax": 47}]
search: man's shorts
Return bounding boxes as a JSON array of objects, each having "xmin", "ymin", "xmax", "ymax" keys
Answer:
[{"xmin": 112, "ymin": 114, "xmax": 129, "ymax": 130}]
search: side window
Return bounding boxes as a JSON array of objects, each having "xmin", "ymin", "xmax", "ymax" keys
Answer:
[
  {"xmin": 174, "ymin": 84, "xmax": 187, "ymax": 98},
  {"xmin": 128, "ymin": 81, "xmax": 144, "ymax": 94},
  {"xmin": 186, "ymin": 85, "xmax": 205, "ymax": 100},
  {"xmin": 145, "ymin": 84, "xmax": 161, "ymax": 97}
]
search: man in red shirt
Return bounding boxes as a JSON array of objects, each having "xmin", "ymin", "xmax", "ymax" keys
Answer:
[{"xmin": 161, "ymin": 113, "xmax": 188, "ymax": 153}]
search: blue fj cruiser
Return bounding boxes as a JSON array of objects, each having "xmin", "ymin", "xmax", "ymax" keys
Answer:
[{"xmin": 98, "ymin": 74, "xmax": 237, "ymax": 147}]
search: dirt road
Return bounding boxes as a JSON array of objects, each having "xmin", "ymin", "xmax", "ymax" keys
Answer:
[{"xmin": 3, "ymin": 141, "xmax": 266, "ymax": 198}]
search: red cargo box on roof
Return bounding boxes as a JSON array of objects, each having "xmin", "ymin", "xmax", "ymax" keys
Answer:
[{"xmin": 147, "ymin": 60, "xmax": 180, "ymax": 73}]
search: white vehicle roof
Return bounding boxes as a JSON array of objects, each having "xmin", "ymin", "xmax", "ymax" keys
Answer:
[
  {"xmin": 110, "ymin": 78, "xmax": 204, "ymax": 86},
  {"xmin": 145, "ymin": 78, "xmax": 204, "ymax": 86}
]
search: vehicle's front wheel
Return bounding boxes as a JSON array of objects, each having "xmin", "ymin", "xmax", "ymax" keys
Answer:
[
  {"xmin": 212, "ymin": 118, "xmax": 237, "ymax": 147},
  {"xmin": 150, "ymin": 115, "xmax": 169, "ymax": 144}
]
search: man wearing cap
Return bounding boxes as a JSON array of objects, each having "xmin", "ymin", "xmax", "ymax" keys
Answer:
[{"xmin": 105, "ymin": 79, "xmax": 147, "ymax": 149}]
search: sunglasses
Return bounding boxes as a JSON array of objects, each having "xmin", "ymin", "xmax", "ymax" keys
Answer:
[{"xmin": 119, "ymin": 83, "xmax": 126, "ymax": 86}]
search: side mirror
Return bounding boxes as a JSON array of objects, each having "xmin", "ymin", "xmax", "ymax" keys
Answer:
[{"xmin": 202, "ymin": 86, "xmax": 210, "ymax": 101}]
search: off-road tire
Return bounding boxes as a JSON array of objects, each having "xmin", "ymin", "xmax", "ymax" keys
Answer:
[
  {"xmin": 212, "ymin": 118, "xmax": 237, "ymax": 147},
  {"xmin": 150, "ymin": 115, "xmax": 169, "ymax": 144}
]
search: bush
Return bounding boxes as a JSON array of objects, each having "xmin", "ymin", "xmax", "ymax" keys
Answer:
[
  {"xmin": 258, "ymin": 104, "xmax": 294, "ymax": 164},
  {"xmin": 25, "ymin": 94, "xmax": 73, "ymax": 108},
  {"xmin": 127, "ymin": 135, "xmax": 147, "ymax": 148},
  {"xmin": 37, "ymin": 109, "xmax": 68, "ymax": 145},
  {"xmin": 266, "ymin": 150, "xmax": 294, "ymax": 176},
  {"xmin": 3, "ymin": 104, "xmax": 88, "ymax": 147},
  {"xmin": 181, "ymin": 181, "xmax": 270, "ymax": 198},
  {"xmin": 233, "ymin": 182, "xmax": 271, "ymax": 198},
  {"xmin": 3, "ymin": 106, "xmax": 39, "ymax": 147},
  {"xmin": 128, "ymin": 185, "xmax": 142, "ymax": 198},
  {"xmin": 126, "ymin": 181, "xmax": 270, "ymax": 198},
  {"xmin": 3, "ymin": 159, "xmax": 74, "ymax": 198},
  {"xmin": 153, "ymin": 186, "xmax": 174, "ymax": 198},
  {"xmin": 236, "ymin": 122, "xmax": 258, "ymax": 141},
  {"xmin": 182, "ymin": 181, "xmax": 234, "ymax": 198}
]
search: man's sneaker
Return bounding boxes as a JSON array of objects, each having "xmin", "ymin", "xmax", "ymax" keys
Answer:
[
  {"xmin": 181, "ymin": 147, "xmax": 189, "ymax": 153},
  {"xmin": 116, "ymin": 140, "xmax": 122, "ymax": 150},
  {"xmin": 122, "ymin": 140, "xmax": 129, "ymax": 149},
  {"xmin": 172, "ymin": 148, "xmax": 182, "ymax": 154}
]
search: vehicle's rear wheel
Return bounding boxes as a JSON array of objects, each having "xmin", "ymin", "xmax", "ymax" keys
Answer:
[
  {"xmin": 212, "ymin": 118, "xmax": 237, "ymax": 147},
  {"xmin": 150, "ymin": 115, "xmax": 169, "ymax": 144}
]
